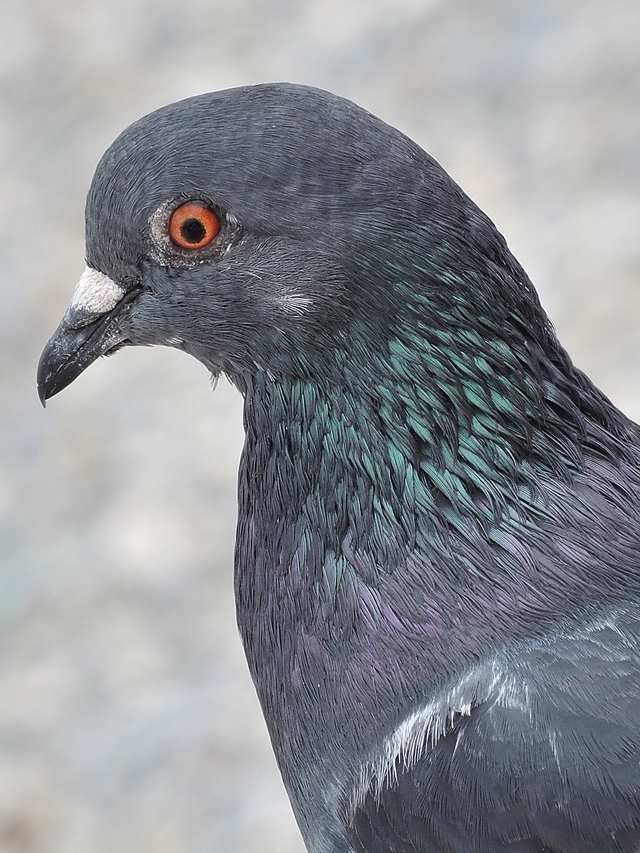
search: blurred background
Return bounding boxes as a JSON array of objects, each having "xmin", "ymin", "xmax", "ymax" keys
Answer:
[{"xmin": 2, "ymin": 0, "xmax": 640, "ymax": 851}]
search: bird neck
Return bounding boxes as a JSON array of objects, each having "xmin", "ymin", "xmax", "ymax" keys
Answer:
[
  {"xmin": 231, "ymin": 327, "xmax": 640, "ymax": 818},
  {"xmin": 234, "ymin": 312, "xmax": 639, "ymax": 660}
]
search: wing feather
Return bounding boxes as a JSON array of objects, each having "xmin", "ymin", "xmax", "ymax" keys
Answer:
[{"xmin": 348, "ymin": 606, "xmax": 640, "ymax": 853}]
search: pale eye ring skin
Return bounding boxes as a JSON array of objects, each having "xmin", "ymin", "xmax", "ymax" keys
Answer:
[
  {"xmin": 147, "ymin": 199, "xmax": 242, "ymax": 268},
  {"xmin": 168, "ymin": 201, "xmax": 220, "ymax": 249}
]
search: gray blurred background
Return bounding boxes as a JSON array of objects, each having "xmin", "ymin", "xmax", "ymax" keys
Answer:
[{"xmin": 2, "ymin": 0, "xmax": 640, "ymax": 851}]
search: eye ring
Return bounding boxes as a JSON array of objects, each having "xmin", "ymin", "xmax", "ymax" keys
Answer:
[{"xmin": 168, "ymin": 202, "xmax": 220, "ymax": 249}]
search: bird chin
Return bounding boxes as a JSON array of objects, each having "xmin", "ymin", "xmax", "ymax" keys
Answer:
[{"xmin": 36, "ymin": 287, "xmax": 140, "ymax": 405}]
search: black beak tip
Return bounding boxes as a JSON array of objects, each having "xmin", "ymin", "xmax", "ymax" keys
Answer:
[
  {"xmin": 36, "ymin": 285, "xmax": 138, "ymax": 408},
  {"xmin": 36, "ymin": 342, "xmax": 57, "ymax": 407},
  {"xmin": 36, "ymin": 333, "xmax": 83, "ymax": 407}
]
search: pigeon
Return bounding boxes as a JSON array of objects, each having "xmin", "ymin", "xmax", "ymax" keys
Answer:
[{"xmin": 37, "ymin": 83, "xmax": 640, "ymax": 853}]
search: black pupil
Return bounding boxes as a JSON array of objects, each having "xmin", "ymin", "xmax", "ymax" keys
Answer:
[{"xmin": 180, "ymin": 217, "xmax": 206, "ymax": 244}]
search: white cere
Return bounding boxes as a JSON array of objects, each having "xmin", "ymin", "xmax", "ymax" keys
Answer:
[{"xmin": 70, "ymin": 267, "xmax": 125, "ymax": 314}]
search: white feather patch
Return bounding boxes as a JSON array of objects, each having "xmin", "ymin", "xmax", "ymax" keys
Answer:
[
  {"xmin": 70, "ymin": 267, "xmax": 125, "ymax": 314},
  {"xmin": 349, "ymin": 655, "xmax": 528, "ymax": 817},
  {"xmin": 278, "ymin": 292, "xmax": 313, "ymax": 315}
]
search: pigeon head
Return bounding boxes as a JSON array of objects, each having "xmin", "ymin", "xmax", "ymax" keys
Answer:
[{"xmin": 37, "ymin": 82, "xmax": 548, "ymax": 402}]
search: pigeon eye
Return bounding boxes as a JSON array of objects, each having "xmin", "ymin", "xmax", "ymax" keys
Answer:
[{"xmin": 168, "ymin": 202, "xmax": 220, "ymax": 249}]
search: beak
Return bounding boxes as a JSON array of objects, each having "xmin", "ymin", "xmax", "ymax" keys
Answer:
[{"xmin": 37, "ymin": 267, "xmax": 139, "ymax": 406}]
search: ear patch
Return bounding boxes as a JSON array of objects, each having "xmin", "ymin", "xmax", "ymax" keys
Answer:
[{"xmin": 70, "ymin": 267, "xmax": 125, "ymax": 314}]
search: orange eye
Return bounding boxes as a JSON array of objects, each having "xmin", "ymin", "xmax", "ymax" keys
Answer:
[{"xmin": 168, "ymin": 202, "xmax": 220, "ymax": 249}]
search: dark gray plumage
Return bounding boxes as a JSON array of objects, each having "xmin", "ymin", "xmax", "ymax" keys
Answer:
[{"xmin": 38, "ymin": 84, "xmax": 640, "ymax": 853}]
